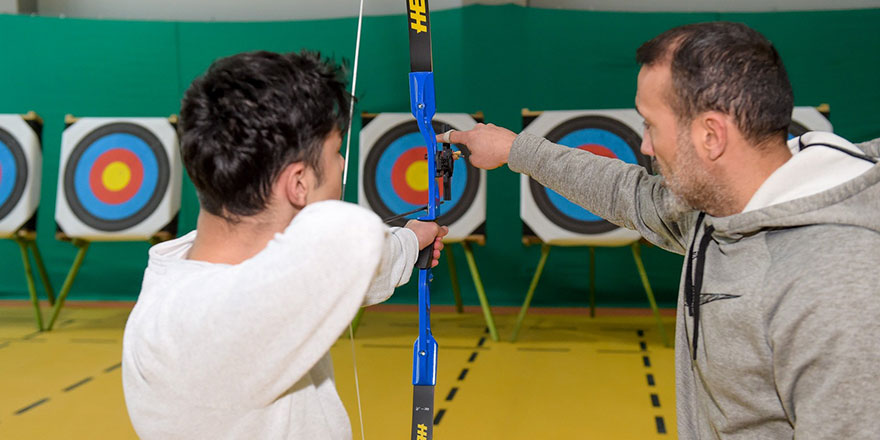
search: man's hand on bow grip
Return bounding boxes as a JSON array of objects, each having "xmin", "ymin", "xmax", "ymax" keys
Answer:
[
  {"xmin": 438, "ymin": 123, "xmax": 517, "ymax": 170},
  {"xmin": 405, "ymin": 220, "xmax": 449, "ymax": 268}
]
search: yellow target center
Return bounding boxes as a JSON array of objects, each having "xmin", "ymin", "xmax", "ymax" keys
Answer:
[
  {"xmin": 405, "ymin": 160, "xmax": 429, "ymax": 191},
  {"xmin": 102, "ymin": 161, "xmax": 132, "ymax": 192}
]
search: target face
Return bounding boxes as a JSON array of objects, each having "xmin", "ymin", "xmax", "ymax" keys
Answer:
[
  {"xmin": 528, "ymin": 115, "xmax": 650, "ymax": 234},
  {"xmin": 0, "ymin": 127, "xmax": 28, "ymax": 221},
  {"xmin": 362, "ymin": 120, "xmax": 480, "ymax": 226},
  {"xmin": 63, "ymin": 122, "xmax": 170, "ymax": 232}
]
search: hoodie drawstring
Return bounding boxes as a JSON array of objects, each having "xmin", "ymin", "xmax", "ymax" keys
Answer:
[{"xmin": 685, "ymin": 213, "xmax": 715, "ymax": 361}]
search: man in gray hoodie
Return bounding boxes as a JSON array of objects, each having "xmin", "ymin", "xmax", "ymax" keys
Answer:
[{"xmin": 444, "ymin": 22, "xmax": 880, "ymax": 439}]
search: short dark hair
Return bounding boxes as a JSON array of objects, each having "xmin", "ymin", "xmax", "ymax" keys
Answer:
[
  {"xmin": 636, "ymin": 22, "xmax": 793, "ymax": 145},
  {"xmin": 179, "ymin": 50, "xmax": 350, "ymax": 221}
]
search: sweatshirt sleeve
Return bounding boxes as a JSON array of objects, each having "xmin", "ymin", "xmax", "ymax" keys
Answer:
[
  {"xmin": 767, "ymin": 229, "xmax": 880, "ymax": 438},
  {"xmin": 169, "ymin": 201, "xmax": 390, "ymax": 407},
  {"xmin": 509, "ymin": 132, "xmax": 694, "ymax": 254},
  {"xmin": 855, "ymin": 137, "xmax": 880, "ymax": 157},
  {"xmin": 362, "ymin": 226, "xmax": 418, "ymax": 306}
]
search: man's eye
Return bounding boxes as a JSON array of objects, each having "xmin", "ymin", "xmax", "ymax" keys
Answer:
[{"xmin": 643, "ymin": 121, "xmax": 652, "ymax": 132}]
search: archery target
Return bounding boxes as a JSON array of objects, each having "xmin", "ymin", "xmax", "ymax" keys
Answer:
[
  {"xmin": 521, "ymin": 109, "xmax": 648, "ymax": 246},
  {"xmin": 0, "ymin": 114, "xmax": 42, "ymax": 237},
  {"xmin": 56, "ymin": 118, "xmax": 182, "ymax": 241},
  {"xmin": 789, "ymin": 106, "xmax": 832, "ymax": 140},
  {"xmin": 358, "ymin": 113, "xmax": 486, "ymax": 242}
]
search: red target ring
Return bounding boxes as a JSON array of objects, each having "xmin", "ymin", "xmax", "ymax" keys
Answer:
[
  {"xmin": 577, "ymin": 144, "xmax": 617, "ymax": 159},
  {"xmin": 88, "ymin": 148, "xmax": 144, "ymax": 205},
  {"xmin": 391, "ymin": 147, "xmax": 428, "ymax": 205}
]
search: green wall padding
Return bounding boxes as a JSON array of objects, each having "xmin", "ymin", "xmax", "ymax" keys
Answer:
[{"xmin": 0, "ymin": 6, "xmax": 877, "ymax": 308}]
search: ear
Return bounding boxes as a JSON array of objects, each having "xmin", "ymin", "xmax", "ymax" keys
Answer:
[
  {"xmin": 696, "ymin": 111, "xmax": 728, "ymax": 161},
  {"xmin": 280, "ymin": 161, "xmax": 309, "ymax": 209}
]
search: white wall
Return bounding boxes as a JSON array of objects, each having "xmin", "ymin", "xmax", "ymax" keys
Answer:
[{"xmin": 33, "ymin": 0, "xmax": 880, "ymax": 21}]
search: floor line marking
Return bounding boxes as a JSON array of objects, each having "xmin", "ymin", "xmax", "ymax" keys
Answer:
[
  {"xmin": 63, "ymin": 377, "xmax": 93, "ymax": 392},
  {"xmin": 14, "ymin": 398, "xmax": 49, "ymax": 415},
  {"xmin": 468, "ymin": 352, "xmax": 478, "ymax": 362},
  {"xmin": 458, "ymin": 368, "xmax": 469, "ymax": 381},
  {"xmin": 650, "ymin": 393, "xmax": 660, "ymax": 407},
  {"xmin": 445, "ymin": 387, "xmax": 458, "ymax": 401},
  {"xmin": 433, "ymin": 409, "xmax": 446, "ymax": 425},
  {"xmin": 655, "ymin": 416, "xmax": 667, "ymax": 434},
  {"xmin": 104, "ymin": 362, "xmax": 122, "ymax": 373}
]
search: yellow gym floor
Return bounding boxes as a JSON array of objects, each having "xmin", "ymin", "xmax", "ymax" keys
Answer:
[{"xmin": 0, "ymin": 302, "xmax": 677, "ymax": 439}]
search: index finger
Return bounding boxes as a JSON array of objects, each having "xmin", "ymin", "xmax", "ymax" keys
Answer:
[{"xmin": 436, "ymin": 128, "xmax": 466, "ymax": 145}]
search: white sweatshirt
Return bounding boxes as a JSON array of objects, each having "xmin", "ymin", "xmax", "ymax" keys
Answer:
[{"xmin": 122, "ymin": 201, "xmax": 419, "ymax": 439}]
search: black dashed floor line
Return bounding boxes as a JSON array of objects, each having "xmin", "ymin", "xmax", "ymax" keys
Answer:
[
  {"xmin": 63, "ymin": 377, "xmax": 93, "ymax": 392},
  {"xmin": 650, "ymin": 394, "xmax": 660, "ymax": 407},
  {"xmin": 435, "ymin": 332, "xmax": 487, "ymax": 427},
  {"xmin": 14, "ymin": 398, "xmax": 49, "ymax": 415},
  {"xmin": 445, "ymin": 387, "xmax": 458, "ymax": 401},
  {"xmin": 104, "ymin": 362, "xmax": 122, "ymax": 373},
  {"xmin": 655, "ymin": 416, "xmax": 667, "ymax": 434},
  {"xmin": 647, "ymin": 374, "xmax": 655, "ymax": 386}
]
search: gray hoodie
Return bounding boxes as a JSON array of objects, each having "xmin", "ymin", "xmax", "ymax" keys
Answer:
[{"xmin": 509, "ymin": 131, "xmax": 880, "ymax": 439}]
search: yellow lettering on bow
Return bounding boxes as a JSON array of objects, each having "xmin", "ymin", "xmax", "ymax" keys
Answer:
[{"xmin": 409, "ymin": 0, "xmax": 427, "ymax": 33}]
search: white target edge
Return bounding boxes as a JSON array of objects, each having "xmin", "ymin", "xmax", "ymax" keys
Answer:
[
  {"xmin": 520, "ymin": 109, "xmax": 643, "ymax": 246},
  {"xmin": 358, "ymin": 113, "xmax": 486, "ymax": 242},
  {"xmin": 0, "ymin": 114, "xmax": 42, "ymax": 237},
  {"xmin": 56, "ymin": 117, "xmax": 182, "ymax": 241},
  {"xmin": 792, "ymin": 106, "xmax": 833, "ymax": 133}
]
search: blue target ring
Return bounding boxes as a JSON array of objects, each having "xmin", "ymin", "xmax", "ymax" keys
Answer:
[
  {"xmin": 0, "ymin": 141, "xmax": 17, "ymax": 207},
  {"xmin": 0, "ymin": 128, "xmax": 28, "ymax": 221},
  {"xmin": 73, "ymin": 133, "xmax": 159, "ymax": 221},
  {"xmin": 528, "ymin": 115, "xmax": 649, "ymax": 234},
  {"xmin": 63, "ymin": 122, "xmax": 170, "ymax": 232},
  {"xmin": 362, "ymin": 119, "xmax": 480, "ymax": 226}
]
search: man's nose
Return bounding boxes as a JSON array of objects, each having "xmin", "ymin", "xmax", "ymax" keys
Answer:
[{"xmin": 640, "ymin": 133, "xmax": 654, "ymax": 156}]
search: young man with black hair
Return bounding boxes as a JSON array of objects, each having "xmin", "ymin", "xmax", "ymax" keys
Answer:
[
  {"xmin": 122, "ymin": 50, "xmax": 447, "ymax": 439},
  {"xmin": 445, "ymin": 22, "xmax": 880, "ymax": 438}
]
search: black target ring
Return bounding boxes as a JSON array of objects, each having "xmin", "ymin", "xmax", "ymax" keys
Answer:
[
  {"xmin": 0, "ymin": 127, "xmax": 28, "ymax": 221},
  {"xmin": 63, "ymin": 122, "xmax": 170, "ymax": 232},
  {"xmin": 363, "ymin": 120, "xmax": 480, "ymax": 227},
  {"xmin": 789, "ymin": 121, "xmax": 809, "ymax": 138},
  {"xmin": 528, "ymin": 115, "xmax": 649, "ymax": 235}
]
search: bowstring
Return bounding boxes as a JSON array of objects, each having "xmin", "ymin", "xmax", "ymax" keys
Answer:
[{"xmin": 342, "ymin": 0, "xmax": 367, "ymax": 438}]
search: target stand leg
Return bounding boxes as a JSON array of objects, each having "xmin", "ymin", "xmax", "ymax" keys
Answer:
[
  {"xmin": 445, "ymin": 245, "xmax": 465, "ymax": 314},
  {"xmin": 630, "ymin": 242, "xmax": 670, "ymax": 347},
  {"xmin": 511, "ymin": 244, "xmax": 551, "ymax": 342},
  {"xmin": 46, "ymin": 239, "xmax": 90, "ymax": 331},
  {"xmin": 14, "ymin": 236, "xmax": 44, "ymax": 331},
  {"xmin": 28, "ymin": 240, "xmax": 56, "ymax": 306},
  {"xmin": 461, "ymin": 241, "xmax": 499, "ymax": 342}
]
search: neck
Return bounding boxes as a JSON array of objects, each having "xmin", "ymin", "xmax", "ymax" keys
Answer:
[
  {"xmin": 718, "ymin": 139, "xmax": 792, "ymax": 216},
  {"xmin": 188, "ymin": 207, "xmax": 296, "ymax": 265}
]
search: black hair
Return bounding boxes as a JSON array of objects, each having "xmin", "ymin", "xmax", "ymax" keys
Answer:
[
  {"xmin": 179, "ymin": 50, "xmax": 350, "ymax": 221},
  {"xmin": 636, "ymin": 22, "xmax": 793, "ymax": 146}
]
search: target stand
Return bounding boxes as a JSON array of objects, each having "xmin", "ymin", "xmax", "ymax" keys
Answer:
[
  {"xmin": 0, "ymin": 112, "xmax": 57, "ymax": 330},
  {"xmin": 354, "ymin": 112, "xmax": 498, "ymax": 341},
  {"xmin": 46, "ymin": 115, "xmax": 182, "ymax": 330},
  {"xmin": 511, "ymin": 109, "xmax": 669, "ymax": 345}
]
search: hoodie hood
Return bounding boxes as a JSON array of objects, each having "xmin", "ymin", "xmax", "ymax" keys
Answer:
[{"xmin": 707, "ymin": 132, "xmax": 880, "ymax": 241}]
